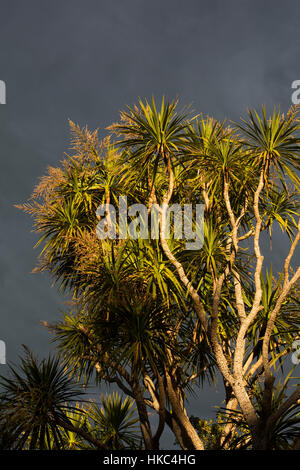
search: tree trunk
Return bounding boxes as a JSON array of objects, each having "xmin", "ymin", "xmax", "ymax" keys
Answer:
[
  {"xmin": 166, "ymin": 373, "xmax": 204, "ymax": 450},
  {"xmin": 132, "ymin": 382, "xmax": 154, "ymax": 450}
]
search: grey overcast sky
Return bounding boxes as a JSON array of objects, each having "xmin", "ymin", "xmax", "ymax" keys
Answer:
[{"xmin": 0, "ymin": 0, "xmax": 299, "ymax": 447}]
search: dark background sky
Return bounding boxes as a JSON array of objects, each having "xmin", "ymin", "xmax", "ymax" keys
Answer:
[{"xmin": 0, "ymin": 0, "xmax": 299, "ymax": 448}]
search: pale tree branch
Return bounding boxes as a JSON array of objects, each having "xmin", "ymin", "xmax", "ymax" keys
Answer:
[
  {"xmin": 157, "ymin": 158, "xmax": 208, "ymax": 331},
  {"xmin": 261, "ymin": 221, "xmax": 300, "ymax": 416},
  {"xmin": 233, "ymin": 170, "xmax": 265, "ymax": 379},
  {"xmin": 223, "ymin": 180, "xmax": 246, "ymax": 321}
]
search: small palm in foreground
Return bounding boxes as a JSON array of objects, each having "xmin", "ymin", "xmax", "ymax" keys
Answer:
[
  {"xmin": 0, "ymin": 348, "xmax": 142, "ymax": 449},
  {"xmin": 45, "ymin": 405, "xmax": 90, "ymax": 450},
  {"xmin": 0, "ymin": 348, "xmax": 110, "ymax": 449},
  {"xmin": 0, "ymin": 347, "xmax": 85, "ymax": 449},
  {"xmin": 87, "ymin": 392, "xmax": 141, "ymax": 449}
]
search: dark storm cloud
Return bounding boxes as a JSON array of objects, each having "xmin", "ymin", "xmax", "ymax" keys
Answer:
[{"xmin": 0, "ymin": 0, "xmax": 299, "ymax": 437}]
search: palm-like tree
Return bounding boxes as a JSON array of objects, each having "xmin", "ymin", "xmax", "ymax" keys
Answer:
[
  {"xmin": 0, "ymin": 348, "xmax": 106, "ymax": 450},
  {"xmin": 86, "ymin": 392, "xmax": 141, "ymax": 449},
  {"xmin": 108, "ymin": 97, "xmax": 190, "ymax": 189},
  {"xmin": 16, "ymin": 98, "xmax": 300, "ymax": 450}
]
